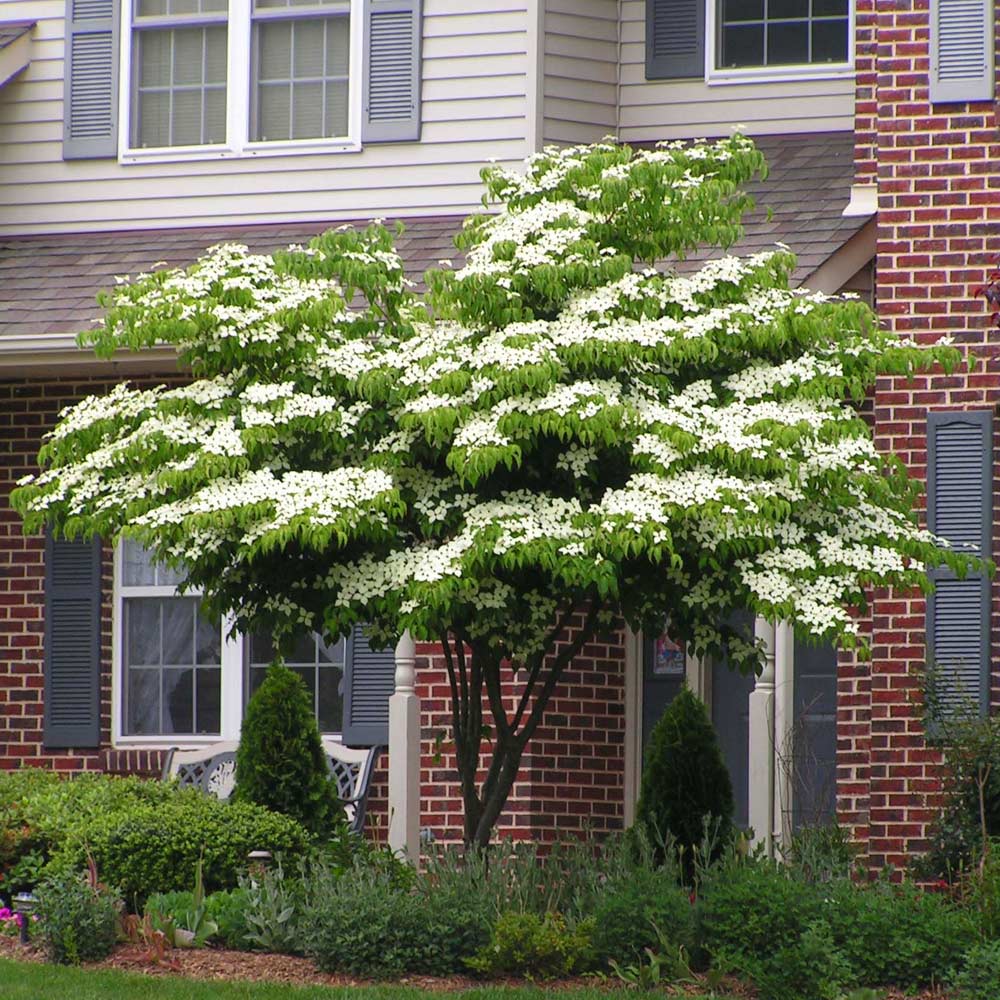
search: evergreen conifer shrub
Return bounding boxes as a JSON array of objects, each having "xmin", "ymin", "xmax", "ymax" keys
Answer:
[
  {"xmin": 634, "ymin": 685, "xmax": 734, "ymax": 860},
  {"xmin": 235, "ymin": 661, "xmax": 343, "ymax": 837}
]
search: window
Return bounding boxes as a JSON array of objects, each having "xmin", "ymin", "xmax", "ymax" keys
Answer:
[
  {"xmin": 644, "ymin": 0, "xmax": 852, "ymax": 82},
  {"xmin": 64, "ymin": 0, "xmax": 422, "ymax": 162},
  {"xmin": 112, "ymin": 542, "xmax": 390, "ymax": 745},
  {"xmin": 118, "ymin": 539, "xmax": 225, "ymax": 737},
  {"xmin": 715, "ymin": 0, "xmax": 850, "ymax": 70},
  {"xmin": 123, "ymin": 0, "xmax": 362, "ymax": 156}
]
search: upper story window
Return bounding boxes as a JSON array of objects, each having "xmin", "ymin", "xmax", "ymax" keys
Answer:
[
  {"xmin": 716, "ymin": 0, "xmax": 850, "ymax": 70},
  {"xmin": 61, "ymin": 0, "xmax": 422, "ymax": 162},
  {"xmin": 644, "ymin": 0, "xmax": 853, "ymax": 84},
  {"xmin": 126, "ymin": 0, "xmax": 358, "ymax": 156}
]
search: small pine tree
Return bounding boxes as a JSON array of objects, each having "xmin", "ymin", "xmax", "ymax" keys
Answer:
[
  {"xmin": 634, "ymin": 685, "xmax": 734, "ymax": 862},
  {"xmin": 235, "ymin": 661, "xmax": 343, "ymax": 837}
]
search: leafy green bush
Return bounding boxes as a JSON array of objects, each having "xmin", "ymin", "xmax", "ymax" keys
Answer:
[
  {"xmin": 205, "ymin": 888, "xmax": 252, "ymax": 950},
  {"xmin": 589, "ymin": 865, "xmax": 695, "ymax": 966},
  {"xmin": 50, "ymin": 790, "xmax": 309, "ymax": 907},
  {"xmin": 0, "ymin": 770, "xmax": 177, "ymax": 893},
  {"xmin": 236, "ymin": 661, "xmax": 344, "ymax": 837},
  {"xmin": 240, "ymin": 858, "xmax": 306, "ymax": 954},
  {"xmin": 953, "ymin": 941, "xmax": 1000, "ymax": 1000},
  {"xmin": 466, "ymin": 911, "xmax": 594, "ymax": 979},
  {"xmin": 35, "ymin": 870, "xmax": 121, "ymax": 965},
  {"xmin": 633, "ymin": 686, "xmax": 733, "ymax": 864},
  {"xmin": 304, "ymin": 865, "xmax": 490, "ymax": 977},
  {"xmin": 824, "ymin": 877, "xmax": 975, "ymax": 989},
  {"xmin": 734, "ymin": 920, "xmax": 853, "ymax": 1000}
]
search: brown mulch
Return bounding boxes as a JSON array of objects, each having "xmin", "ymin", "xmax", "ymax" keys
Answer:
[{"xmin": 0, "ymin": 935, "xmax": 957, "ymax": 997}]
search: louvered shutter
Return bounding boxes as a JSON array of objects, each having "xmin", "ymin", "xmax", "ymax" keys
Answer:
[
  {"xmin": 926, "ymin": 410, "xmax": 993, "ymax": 719},
  {"xmin": 362, "ymin": 0, "xmax": 422, "ymax": 143},
  {"xmin": 646, "ymin": 0, "xmax": 705, "ymax": 80},
  {"xmin": 44, "ymin": 535, "xmax": 103, "ymax": 748},
  {"xmin": 63, "ymin": 0, "xmax": 120, "ymax": 159},
  {"xmin": 342, "ymin": 624, "xmax": 395, "ymax": 745},
  {"xmin": 929, "ymin": 0, "xmax": 995, "ymax": 103}
]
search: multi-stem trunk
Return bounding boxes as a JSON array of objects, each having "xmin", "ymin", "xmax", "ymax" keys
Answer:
[{"xmin": 440, "ymin": 602, "xmax": 605, "ymax": 849}]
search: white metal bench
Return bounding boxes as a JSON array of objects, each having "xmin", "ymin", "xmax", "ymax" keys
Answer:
[{"xmin": 161, "ymin": 738, "xmax": 383, "ymax": 835}]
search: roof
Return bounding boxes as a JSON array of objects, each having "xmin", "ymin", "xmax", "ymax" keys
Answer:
[
  {"xmin": 0, "ymin": 131, "xmax": 867, "ymax": 346},
  {"xmin": 668, "ymin": 131, "xmax": 868, "ymax": 285}
]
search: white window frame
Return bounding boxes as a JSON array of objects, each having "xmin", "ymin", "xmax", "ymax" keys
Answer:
[
  {"xmin": 112, "ymin": 543, "xmax": 244, "ymax": 746},
  {"xmin": 118, "ymin": 0, "xmax": 364, "ymax": 165},
  {"xmin": 706, "ymin": 0, "xmax": 855, "ymax": 86}
]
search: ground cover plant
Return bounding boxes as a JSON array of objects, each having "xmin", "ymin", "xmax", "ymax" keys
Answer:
[{"xmin": 11, "ymin": 135, "xmax": 975, "ymax": 849}]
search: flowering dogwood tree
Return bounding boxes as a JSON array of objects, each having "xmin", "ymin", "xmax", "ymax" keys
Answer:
[{"xmin": 13, "ymin": 137, "xmax": 970, "ymax": 846}]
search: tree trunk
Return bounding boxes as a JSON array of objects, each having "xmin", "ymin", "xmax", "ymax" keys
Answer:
[{"xmin": 439, "ymin": 602, "xmax": 605, "ymax": 848}]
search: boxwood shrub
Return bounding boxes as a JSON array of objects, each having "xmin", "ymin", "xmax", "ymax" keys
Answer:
[{"xmin": 49, "ymin": 790, "xmax": 309, "ymax": 907}]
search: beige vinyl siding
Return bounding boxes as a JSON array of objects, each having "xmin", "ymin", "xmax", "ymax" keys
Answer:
[
  {"xmin": 618, "ymin": 0, "xmax": 853, "ymax": 141},
  {"xmin": 0, "ymin": 0, "xmax": 530, "ymax": 234},
  {"xmin": 542, "ymin": 0, "xmax": 618, "ymax": 145}
]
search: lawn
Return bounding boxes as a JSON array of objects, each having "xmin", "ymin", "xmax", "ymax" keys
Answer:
[{"xmin": 0, "ymin": 959, "xmax": 723, "ymax": 1000}]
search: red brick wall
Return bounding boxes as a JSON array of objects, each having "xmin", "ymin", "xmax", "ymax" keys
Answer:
[
  {"xmin": 0, "ymin": 375, "xmax": 627, "ymax": 846},
  {"xmin": 842, "ymin": 0, "xmax": 1000, "ymax": 868}
]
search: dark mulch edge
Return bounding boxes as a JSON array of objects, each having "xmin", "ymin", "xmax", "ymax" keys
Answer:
[{"xmin": 0, "ymin": 935, "xmax": 956, "ymax": 998}]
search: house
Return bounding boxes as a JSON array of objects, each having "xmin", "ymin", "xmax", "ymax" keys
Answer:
[{"xmin": 0, "ymin": 0, "xmax": 993, "ymax": 866}]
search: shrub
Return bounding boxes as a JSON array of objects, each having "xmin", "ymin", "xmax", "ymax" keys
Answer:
[
  {"xmin": 633, "ymin": 686, "xmax": 734, "ymax": 864},
  {"xmin": 466, "ymin": 911, "xmax": 594, "ymax": 979},
  {"xmin": 824, "ymin": 877, "xmax": 975, "ymax": 989},
  {"xmin": 954, "ymin": 941, "xmax": 1000, "ymax": 1000},
  {"xmin": 240, "ymin": 858, "xmax": 306, "ymax": 954},
  {"xmin": 235, "ymin": 661, "xmax": 344, "ymax": 838},
  {"xmin": 589, "ymin": 865, "xmax": 695, "ymax": 967},
  {"xmin": 35, "ymin": 869, "xmax": 121, "ymax": 965},
  {"xmin": 737, "ymin": 920, "xmax": 853, "ymax": 1000},
  {"xmin": 304, "ymin": 865, "xmax": 490, "ymax": 977},
  {"xmin": 0, "ymin": 770, "xmax": 177, "ymax": 893},
  {"xmin": 49, "ymin": 790, "xmax": 309, "ymax": 908}
]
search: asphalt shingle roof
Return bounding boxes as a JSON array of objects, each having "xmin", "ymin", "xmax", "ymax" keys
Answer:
[{"xmin": 0, "ymin": 131, "xmax": 868, "ymax": 343}]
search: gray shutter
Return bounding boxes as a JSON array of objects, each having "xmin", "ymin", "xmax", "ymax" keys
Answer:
[
  {"xmin": 646, "ymin": 0, "xmax": 704, "ymax": 80},
  {"xmin": 929, "ymin": 0, "xmax": 995, "ymax": 103},
  {"xmin": 362, "ymin": 0, "xmax": 422, "ymax": 143},
  {"xmin": 63, "ymin": 0, "xmax": 120, "ymax": 159},
  {"xmin": 44, "ymin": 535, "xmax": 103, "ymax": 748},
  {"xmin": 926, "ymin": 410, "xmax": 992, "ymax": 718},
  {"xmin": 342, "ymin": 623, "xmax": 395, "ymax": 745}
]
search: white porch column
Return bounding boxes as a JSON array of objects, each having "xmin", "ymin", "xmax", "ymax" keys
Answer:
[
  {"xmin": 748, "ymin": 616, "xmax": 776, "ymax": 854},
  {"xmin": 773, "ymin": 621, "xmax": 795, "ymax": 853},
  {"xmin": 388, "ymin": 631, "xmax": 420, "ymax": 864}
]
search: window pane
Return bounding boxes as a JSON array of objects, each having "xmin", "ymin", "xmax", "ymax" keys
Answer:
[
  {"xmin": 720, "ymin": 24, "xmax": 764, "ymax": 67},
  {"xmin": 173, "ymin": 28, "xmax": 204, "ymax": 85},
  {"xmin": 256, "ymin": 0, "xmax": 349, "ymax": 8},
  {"xmin": 325, "ymin": 80, "xmax": 349, "ymax": 137},
  {"xmin": 317, "ymin": 665, "xmax": 344, "ymax": 733},
  {"xmin": 137, "ymin": 0, "xmax": 168, "ymax": 15},
  {"xmin": 172, "ymin": 89, "xmax": 204, "ymax": 145},
  {"xmin": 258, "ymin": 20, "xmax": 292, "ymax": 79},
  {"xmin": 205, "ymin": 25, "xmax": 228, "ymax": 83},
  {"xmin": 205, "ymin": 88, "xmax": 227, "ymax": 143},
  {"xmin": 258, "ymin": 82, "xmax": 291, "ymax": 140},
  {"xmin": 196, "ymin": 611, "xmax": 222, "ymax": 664},
  {"xmin": 722, "ymin": 0, "xmax": 763, "ymax": 21},
  {"xmin": 163, "ymin": 668, "xmax": 194, "ymax": 734},
  {"xmin": 196, "ymin": 667, "xmax": 222, "ymax": 733},
  {"xmin": 295, "ymin": 22, "xmax": 325, "ymax": 77},
  {"xmin": 769, "ymin": 0, "xmax": 808, "ymax": 18},
  {"xmin": 126, "ymin": 598, "xmax": 161, "ymax": 666},
  {"xmin": 249, "ymin": 665, "xmax": 268, "ymax": 698},
  {"xmin": 127, "ymin": 668, "xmax": 161, "ymax": 735},
  {"xmin": 767, "ymin": 21, "xmax": 809, "ymax": 65},
  {"xmin": 123, "ymin": 538, "xmax": 156, "ymax": 586},
  {"xmin": 812, "ymin": 18, "xmax": 849, "ymax": 62},
  {"xmin": 288, "ymin": 631, "xmax": 318, "ymax": 664},
  {"xmin": 251, "ymin": 633, "xmax": 276, "ymax": 664},
  {"xmin": 293, "ymin": 81, "xmax": 323, "ymax": 139},
  {"xmin": 813, "ymin": 0, "xmax": 848, "ymax": 14},
  {"xmin": 326, "ymin": 17, "xmax": 350, "ymax": 71},
  {"xmin": 139, "ymin": 30, "xmax": 172, "ymax": 87},
  {"xmin": 317, "ymin": 635, "xmax": 345, "ymax": 665},
  {"xmin": 162, "ymin": 597, "xmax": 195, "ymax": 664}
]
